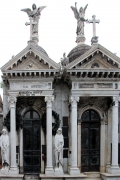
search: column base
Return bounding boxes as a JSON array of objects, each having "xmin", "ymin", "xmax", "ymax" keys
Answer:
[
  {"xmin": 45, "ymin": 166, "xmax": 54, "ymax": 175},
  {"xmin": 9, "ymin": 166, "xmax": 19, "ymax": 174},
  {"xmin": 69, "ymin": 167, "xmax": 80, "ymax": 175},
  {"xmin": 107, "ymin": 165, "xmax": 120, "ymax": 174}
]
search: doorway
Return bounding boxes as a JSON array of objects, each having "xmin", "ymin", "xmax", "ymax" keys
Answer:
[
  {"xmin": 81, "ymin": 110, "xmax": 100, "ymax": 172},
  {"xmin": 23, "ymin": 110, "xmax": 41, "ymax": 173}
]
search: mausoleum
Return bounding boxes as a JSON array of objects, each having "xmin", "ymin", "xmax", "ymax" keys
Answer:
[{"xmin": 1, "ymin": 2, "xmax": 120, "ymax": 180}]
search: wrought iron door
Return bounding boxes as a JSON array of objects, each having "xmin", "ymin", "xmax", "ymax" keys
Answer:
[
  {"xmin": 81, "ymin": 110, "xmax": 100, "ymax": 172},
  {"xmin": 23, "ymin": 110, "xmax": 41, "ymax": 173}
]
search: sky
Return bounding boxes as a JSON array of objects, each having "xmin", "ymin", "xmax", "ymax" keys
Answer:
[{"xmin": 0, "ymin": 0, "xmax": 120, "ymax": 74}]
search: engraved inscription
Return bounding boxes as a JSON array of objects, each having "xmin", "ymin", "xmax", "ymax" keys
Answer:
[
  {"xmin": 79, "ymin": 84, "xmax": 94, "ymax": 88},
  {"xmin": 10, "ymin": 82, "xmax": 52, "ymax": 90}
]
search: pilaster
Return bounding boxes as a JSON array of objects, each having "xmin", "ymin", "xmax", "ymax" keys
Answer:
[{"xmin": 45, "ymin": 96, "xmax": 54, "ymax": 175}]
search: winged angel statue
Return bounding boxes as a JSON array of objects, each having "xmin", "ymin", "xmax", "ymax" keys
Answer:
[
  {"xmin": 21, "ymin": 4, "xmax": 46, "ymax": 35},
  {"xmin": 71, "ymin": 3, "xmax": 88, "ymax": 35}
]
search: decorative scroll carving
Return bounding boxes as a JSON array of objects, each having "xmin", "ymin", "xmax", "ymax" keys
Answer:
[{"xmin": 91, "ymin": 62, "xmax": 99, "ymax": 68}]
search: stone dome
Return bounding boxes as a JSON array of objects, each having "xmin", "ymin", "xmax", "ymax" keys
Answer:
[
  {"xmin": 67, "ymin": 44, "xmax": 91, "ymax": 63},
  {"xmin": 35, "ymin": 44, "xmax": 48, "ymax": 57}
]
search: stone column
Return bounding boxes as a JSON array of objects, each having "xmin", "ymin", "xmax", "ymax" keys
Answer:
[
  {"xmin": 77, "ymin": 119, "xmax": 81, "ymax": 170},
  {"xmin": 100, "ymin": 120, "xmax": 106, "ymax": 172},
  {"xmin": 19, "ymin": 128, "xmax": 23, "ymax": 173},
  {"xmin": 69, "ymin": 96, "xmax": 80, "ymax": 175},
  {"xmin": 8, "ymin": 96, "xmax": 18, "ymax": 173},
  {"xmin": 106, "ymin": 109, "xmax": 112, "ymax": 172},
  {"xmin": 45, "ymin": 96, "xmax": 54, "ymax": 175},
  {"xmin": 108, "ymin": 97, "xmax": 120, "ymax": 174}
]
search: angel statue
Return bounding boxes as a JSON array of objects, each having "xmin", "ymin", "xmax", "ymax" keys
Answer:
[
  {"xmin": 21, "ymin": 4, "xmax": 46, "ymax": 35},
  {"xmin": 71, "ymin": 3, "xmax": 88, "ymax": 35}
]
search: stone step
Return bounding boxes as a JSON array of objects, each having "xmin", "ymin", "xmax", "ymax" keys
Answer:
[
  {"xmin": 83, "ymin": 179, "xmax": 102, "ymax": 180},
  {"xmin": 84, "ymin": 172, "xmax": 101, "ymax": 179},
  {"xmin": 24, "ymin": 174, "xmax": 40, "ymax": 180}
]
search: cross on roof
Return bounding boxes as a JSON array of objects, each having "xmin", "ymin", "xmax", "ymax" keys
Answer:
[
  {"xmin": 25, "ymin": 17, "xmax": 37, "ymax": 41},
  {"xmin": 89, "ymin": 15, "xmax": 100, "ymax": 37}
]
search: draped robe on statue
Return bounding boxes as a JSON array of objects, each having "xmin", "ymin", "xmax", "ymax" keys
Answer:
[
  {"xmin": 54, "ymin": 130, "xmax": 64, "ymax": 168},
  {"xmin": 1, "ymin": 133, "xmax": 9, "ymax": 165}
]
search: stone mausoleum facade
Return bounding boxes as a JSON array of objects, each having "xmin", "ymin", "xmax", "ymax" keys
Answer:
[{"xmin": 1, "ymin": 3, "xmax": 120, "ymax": 180}]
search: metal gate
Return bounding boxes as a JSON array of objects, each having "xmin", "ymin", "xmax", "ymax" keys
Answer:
[
  {"xmin": 23, "ymin": 110, "xmax": 41, "ymax": 173},
  {"xmin": 81, "ymin": 110, "xmax": 100, "ymax": 172}
]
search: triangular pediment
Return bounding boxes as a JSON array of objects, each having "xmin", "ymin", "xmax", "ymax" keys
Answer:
[
  {"xmin": 67, "ymin": 44, "xmax": 120, "ymax": 70},
  {"xmin": 1, "ymin": 43, "xmax": 60, "ymax": 71}
]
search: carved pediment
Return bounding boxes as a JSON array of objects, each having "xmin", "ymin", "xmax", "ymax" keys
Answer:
[
  {"xmin": 1, "ymin": 43, "xmax": 60, "ymax": 71},
  {"xmin": 12, "ymin": 54, "xmax": 51, "ymax": 70},
  {"xmin": 67, "ymin": 44, "xmax": 120, "ymax": 70},
  {"xmin": 77, "ymin": 54, "xmax": 118, "ymax": 69}
]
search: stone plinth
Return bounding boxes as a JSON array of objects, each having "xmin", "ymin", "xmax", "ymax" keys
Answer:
[{"xmin": 54, "ymin": 167, "xmax": 64, "ymax": 175}]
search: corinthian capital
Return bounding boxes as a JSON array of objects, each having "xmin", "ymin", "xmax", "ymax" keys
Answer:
[
  {"xmin": 112, "ymin": 96, "xmax": 119, "ymax": 107},
  {"xmin": 45, "ymin": 96, "xmax": 54, "ymax": 103},
  {"xmin": 69, "ymin": 96, "xmax": 79, "ymax": 104},
  {"xmin": 8, "ymin": 96, "xmax": 17, "ymax": 106}
]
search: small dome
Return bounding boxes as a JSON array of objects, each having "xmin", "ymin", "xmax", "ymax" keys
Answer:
[
  {"xmin": 35, "ymin": 44, "xmax": 48, "ymax": 57},
  {"xmin": 68, "ymin": 44, "xmax": 91, "ymax": 63}
]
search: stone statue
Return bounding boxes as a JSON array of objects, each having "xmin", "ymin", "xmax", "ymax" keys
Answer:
[
  {"xmin": 71, "ymin": 3, "xmax": 88, "ymax": 35},
  {"xmin": 1, "ymin": 129, "xmax": 9, "ymax": 168},
  {"xmin": 61, "ymin": 53, "xmax": 69, "ymax": 67},
  {"xmin": 21, "ymin": 4, "xmax": 46, "ymax": 40},
  {"xmin": 54, "ymin": 128, "xmax": 64, "ymax": 169}
]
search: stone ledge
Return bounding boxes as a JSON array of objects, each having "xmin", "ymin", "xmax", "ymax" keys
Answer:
[
  {"xmin": 0, "ymin": 174, "xmax": 23, "ymax": 180},
  {"xmin": 40, "ymin": 173, "xmax": 87, "ymax": 179},
  {"xmin": 101, "ymin": 173, "xmax": 120, "ymax": 180}
]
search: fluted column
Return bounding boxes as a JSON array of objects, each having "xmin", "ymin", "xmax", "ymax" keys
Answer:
[
  {"xmin": 8, "ymin": 95, "xmax": 18, "ymax": 172},
  {"xmin": 108, "ymin": 96, "xmax": 120, "ymax": 174},
  {"xmin": 69, "ymin": 96, "xmax": 80, "ymax": 175},
  {"xmin": 45, "ymin": 96, "xmax": 54, "ymax": 175}
]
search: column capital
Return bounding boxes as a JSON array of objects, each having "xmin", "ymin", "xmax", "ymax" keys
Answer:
[
  {"xmin": 69, "ymin": 96, "xmax": 79, "ymax": 104},
  {"xmin": 45, "ymin": 96, "xmax": 54, "ymax": 103},
  {"xmin": 112, "ymin": 96, "xmax": 119, "ymax": 106},
  {"xmin": 8, "ymin": 96, "xmax": 17, "ymax": 107}
]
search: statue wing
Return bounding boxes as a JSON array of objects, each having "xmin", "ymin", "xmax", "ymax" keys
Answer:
[
  {"xmin": 21, "ymin": 8, "xmax": 32, "ymax": 16},
  {"xmin": 71, "ymin": 6, "xmax": 79, "ymax": 20},
  {"xmin": 37, "ymin": 6, "xmax": 46, "ymax": 15}
]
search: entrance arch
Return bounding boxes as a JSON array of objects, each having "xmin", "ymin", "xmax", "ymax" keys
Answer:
[
  {"xmin": 23, "ymin": 110, "xmax": 41, "ymax": 173},
  {"xmin": 81, "ymin": 109, "xmax": 100, "ymax": 172}
]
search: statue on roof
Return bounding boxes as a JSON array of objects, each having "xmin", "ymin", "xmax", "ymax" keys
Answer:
[
  {"xmin": 61, "ymin": 53, "xmax": 69, "ymax": 67},
  {"xmin": 71, "ymin": 3, "xmax": 88, "ymax": 35},
  {"xmin": 21, "ymin": 4, "xmax": 46, "ymax": 43}
]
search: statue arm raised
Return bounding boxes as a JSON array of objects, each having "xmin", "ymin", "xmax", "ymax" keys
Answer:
[{"xmin": 84, "ymin": 4, "xmax": 88, "ymax": 12}]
